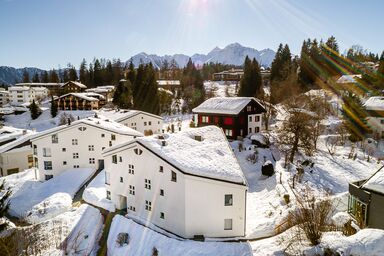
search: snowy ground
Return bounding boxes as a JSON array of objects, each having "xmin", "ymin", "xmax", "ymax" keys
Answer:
[
  {"xmin": 4, "ymin": 109, "xmax": 94, "ymax": 131},
  {"xmin": 7, "ymin": 168, "xmax": 96, "ymax": 223},
  {"xmin": 107, "ymin": 215, "xmax": 251, "ymax": 256},
  {"xmin": 83, "ymin": 170, "xmax": 115, "ymax": 212}
]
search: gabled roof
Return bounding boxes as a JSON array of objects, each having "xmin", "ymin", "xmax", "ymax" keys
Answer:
[
  {"xmin": 30, "ymin": 117, "xmax": 143, "ymax": 141},
  {"xmin": 104, "ymin": 126, "xmax": 247, "ymax": 185},
  {"xmin": 97, "ymin": 109, "xmax": 163, "ymax": 122},
  {"xmin": 192, "ymin": 97, "xmax": 265, "ymax": 115},
  {"xmin": 336, "ymin": 74, "xmax": 362, "ymax": 84},
  {"xmin": 55, "ymin": 92, "xmax": 104, "ymax": 102},
  {"xmin": 61, "ymin": 81, "xmax": 87, "ymax": 89},
  {"xmin": 0, "ymin": 132, "xmax": 35, "ymax": 154},
  {"xmin": 364, "ymin": 97, "xmax": 384, "ymax": 111},
  {"xmin": 361, "ymin": 166, "xmax": 384, "ymax": 194},
  {"xmin": 8, "ymin": 86, "xmax": 30, "ymax": 91},
  {"xmin": 0, "ymin": 126, "xmax": 31, "ymax": 144}
]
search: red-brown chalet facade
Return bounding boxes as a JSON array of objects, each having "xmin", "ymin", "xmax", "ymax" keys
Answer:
[{"xmin": 193, "ymin": 97, "xmax": 266, "ymax": 140}]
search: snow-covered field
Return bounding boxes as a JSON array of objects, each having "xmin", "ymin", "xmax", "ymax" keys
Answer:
[
  {"xmin": 83, "ymin": 170, "xmax": 115, "ymax": 212},
  {"xmin": 7, "ymin": 168, "xmax": 96, "ymax": 223},
  {"xmin": 107, "ymin": 215, "xmax": 251, "ymax": 256}
]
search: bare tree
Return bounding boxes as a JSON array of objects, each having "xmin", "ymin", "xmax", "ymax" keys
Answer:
[{"xmin": 259, "ymin": 94, "xmax": 276, "ymax": 131}]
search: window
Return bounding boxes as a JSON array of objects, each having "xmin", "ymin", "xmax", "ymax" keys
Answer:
[
  {"xmin": 255, "ymin": 116, "xmax": 260, "ymax": 122},
  {"xmin": 381, "ymin": 120, "xmax": 384, "ymax": 124},
  {"xmin": 112, "ymin": 155, "xmax": 117, "ymax": 164},
  {"xmin": 78, "ymin": 126, "xmax": 87, "ymax": 131},
  {"xmin": 120, "ymin": 177, "xmax": 123, "ymax": 183},
  {"xmin": 109, "ymin": 141, "xmax": 112, "ymax": 147},
  {"xmin": 223, "ymin": 117, "xmax": 234, "ymax": 125},
  {"xmin": 88, "ymin": 145, "xmax": 94, "ymax": 151},
  {"xmin": 160, "ymin": 212, "xmax": 165, "ymax": 219},
  {"xmin": 202, "ymin": 116, "xmax": 209, "ymax": 123},
  {"xmin": 145, "ymin": 200, "xmax": 152, "ymax": 211},
  {"xmin": 247, "ymin": 106, "xmax": 252, "ymax": 111},
  {"xmin": 134, "ymin": 148, "xmax": 143, "ymax": 155},
  {"xmin": 225, "ymin": 194, "xmax": 233, "ymax": 206},
  {"xmin": 129, "ymin": 206, "xmax": 136, "ymax": 212},
  {"xmin": 145, "ymin": 179, "xmax": 151, "ymax": 189},
  {"xmin": 249, "ymin": 116, "xmax": 252, "ymax": 122},
  {"xmin": 73, "ymin": 153, "xmax": 79, "ymax": 159},
  {"xmin": 44, "ymin": 161, "xmax": 52, "ymax": 170},
  {"xmin": 129, "ymin": 185, "xmax": 135, "ymax": 195},
  {"xmin": 348, "ymin": 195, "xmax": 367, "ymax": 227},
  {"xmin": 72, "ymin": 139, "xmax": 78, "ymax": 145},
  {"xmin": 45, "ymin": 174, "xmax": 53, "ymax": 180},
  {"xmin": 159, "ymin": 166, "xmax": 163, "ymax": 173},
  {"xmin": 43, "ymin": 148, "xmax": 51, "ymax": 157},
  {"xmin": 148, "ymin": 121, "xmax": 152, "ymax": 125},
  {"xmin": 128, "ymin": 164, "xmax": 134, "ymax": 174},
  {"xmin": 62, "ymin": 148, "xmax": 66, "ymax": 152},
  {"xmin": 171, "ymin": 171, "xmax": 177, "ymax": 182},
  {"xmin": 89, "ymin": 158, "xmax": 95, "ymax": 164},
  {"xmin": 119, "ymin": 156, "xmax": 122, "ymax": 162},
  {"xmin": 224, "ymin": 129, "xmax": 233, "ymax": 137},
  {"xmin": 111, "ymin": 134, "xmax": 116, "ymax": 140},
  {"xmin": 52, "ymin": 134, "xmax": 58, "ymax": 143},
  {"xmin": 73, "ymin": 165, "xmax": 79, "ymax": 168},
  {"xmin": 63, "ymin": 161, "xmax": 67, "ymax": 165},
  {"xmin": 144, "ymin": 122, "xmax": 147, "ymax": 126},
  {"xmin": 224, "ymin": 219, "xmax": 233, "ymax": 230},
  {"xmin": 33, "ymin": 145, "xmax": 37, "ymax": 155},
  {"xmin": 105, "ymin": 172, "xmax": 110, "ymax": 185},
  {"xmin": 255, "ymin": 127, "xmax": 260, "ymax": 133},
  {"xmin": 249, "ymin": 128, "xmax": 252, "ymax": 133},
  {"xmin": 214, "ymin": 117, "xmax": 220, "ymax": 124},
  {"xmin": 101, "ymin": 134, "xmax": 105, "ymax": 138},
  {"xmin": 106, "ymin": 191, "xmax": 111, "ymax": 200},
  {"xmin": 160, "ymin": 189, "xmax": 164, "ymax": 196}
]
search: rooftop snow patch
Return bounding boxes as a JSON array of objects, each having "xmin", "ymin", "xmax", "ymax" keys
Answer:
[
  {"xmin": 362, "ymin": 166, "xmax": 384, "ymax": 194},
  {"xmin": 30, "ymin": 116, "xmax": 143, "ymax": 141},
  {"xmin": 134, "ymin": 126, "xmax": 246, "ymax": 184},
  {"xmin": 192, "ymin": 97, "xmax": 264, "ymax": 115},
  {"xmin": 96, "ymin": 109, "xmax": 162, "ymax": 122},
  {"xmin": 364, "ymin": 96, "xmax": 384, "ymax": 111},
  {"xmin": 336, "ymin": 74, "xmax": 362, "ymax": 84}
]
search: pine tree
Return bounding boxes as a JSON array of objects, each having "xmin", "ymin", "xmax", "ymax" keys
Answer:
[
  {"xmin": 49, "ymin": 69, "xmax": 59, "ymax": 83},
  {"xmin": 79, "ymin": 59, "xmax": 88, "ymax": 84},
  {"xmin": 32, "ymin": 73, "xmax": 40, "ymax": 83},
  {"xmin": 62, "ymin": 69, "xmax": 69, "ymax": 82},
  {"xmin": 0, "ymin": 181, "xmax": 11, "ymax": 232},
  {"xmin": 325, "ymin": 36, "xmax": 339, "ymax": 53},
  {"xmin": 113, "ymin": 80, "xmax": 133, "ymax": 109},
  {"xmin": 50, "ymin": 96, "xmax": 58, "ymax": 118},
  {"xmin": 29, "ymin": 100, "xmax": 41, "ymax": 120},
  {"xmin": 41, "ymin": 71, "xmax": 49, "ymax": 83},
  {"xmin": 68, "ymin": 64, "xmax": 78, "ymax": 81},
  {"xmin": 22, "ymin": 70, "xmax": 30, "ymax": 83},
  {"xmin": 238, "ymin": 56, "xmax": 262, "ymax": 97},
  {"xmin": 93, "ymin": 59, "xmax": 103, "ymax": 87}
]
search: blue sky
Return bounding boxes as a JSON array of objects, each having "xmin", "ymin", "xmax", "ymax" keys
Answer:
[{"xmin": 0, "ymin": 0, "xmax": 383, "ymax": 69}]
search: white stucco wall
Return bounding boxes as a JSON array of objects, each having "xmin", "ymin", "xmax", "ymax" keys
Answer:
[
  {"xmin": 119, "ymin": 113, "xmax": 163, "ymax": 135},
  {"xmin": 366, "ymin": 117, "xmax": 384, "ymax": 138},
  {"xmin": 0, "ymin": 146, "xmax": 32, "ymax": 176},
  {"xmin": 247, "ymin": 113, "xmax": 262, "ymax": 134},
  {"xmin": 32, "ymin": 123, "xmax": 136, "ymax": 181}
]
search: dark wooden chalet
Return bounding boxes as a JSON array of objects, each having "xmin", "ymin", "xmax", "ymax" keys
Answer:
[
  {"xmin": 348, "ymin": 166, "xmax": 384, "ymax": 229},
  {"xmin": 192, "ymin": 97, "xmax": 266, "ymax": 140}
]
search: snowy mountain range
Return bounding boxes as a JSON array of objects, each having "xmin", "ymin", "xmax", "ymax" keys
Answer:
[
  {"xmin": 129, "ymin": 43, "xmax": 276, "ymax": 69},
  {"xmin": 0, "ymin": 43, "xmax": 275, "ymax": 85}
]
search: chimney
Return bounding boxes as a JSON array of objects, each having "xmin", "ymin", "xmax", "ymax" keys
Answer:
[
  {"xmin": 161, "ymin": 140, "xmax": 167, "ymax": 146},
  {"xmin": 67, "ymin": 118, "xmax": 71, "ymax": 125},
  {"xmin": 22, "ymin": 129, "xmax": 27, "ymax": 135}
]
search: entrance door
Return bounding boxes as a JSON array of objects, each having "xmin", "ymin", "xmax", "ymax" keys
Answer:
[
  {"xmin": 119, "ymin": 195, "xmax": 127, "ymax": 210},
  {"xmin": 98, "ymin": 159, "xmax": 104, "ymax": 171}
]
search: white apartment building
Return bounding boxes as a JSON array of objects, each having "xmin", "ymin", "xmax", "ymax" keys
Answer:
[
  {"xmin": 0, "ymin": 88, "xmax": 9, "ymax": 107},
  {"xmin": 0, "ymin": 132, "xmax": 35, "ymax": 176},
  {"xmin": 30, "ymin": 117, "xmax": 143, "ymax": 181},
  {"xmin": 97, "ymin": 109, "xmax": 163, "ymax": 135},
  {"xmin": 103, "ymin": 126, "xmax": 247, "ymax": 238},
  {"xmin": 8, "ymin": 86, "xmax": 48, "ymax": 105}
]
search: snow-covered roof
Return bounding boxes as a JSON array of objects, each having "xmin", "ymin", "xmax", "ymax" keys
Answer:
[
  {"xmin": 96, "ymin": 109, "xmax": 162, "ymax": 122},
  {"xmin": 105, "ymin": 126, "xmax": 247, "ymax": 185},
  {"xmin": 61, "ymin": 81, "xmax": 87, "ymax": 89},
  {"xmin": 362, "ymin": 166, "xmax": 384, "ymax": 194},
  {"xmin": 55, "ymin": 93, "xmax": 104, "ymax": 102},
  {"xmin": 30, "ymin": 117, "xmax": 143, "ymax": 141},
  {"xmin": 0, "ymin": 131, "xmax": 35, "ymax": 154},
  {"xmin": 31, "ymin": 87, "xmax": 48, "ymax": 91},
  {"xmin": 15, "ymin": 83, "xmax": 63, "ymax": 87},
  {"xmin": 364, "ymin": 97, "xmax": 384, "ymax": 111},
  {"xmin": 192, "ymin": 97, "xmax": 265, "ymax": 115},
  {"xmin": 8, "ymin": 86, "xmax": 30, "ymax": 91},
  {"xmin": 157, "ymin": 80, "xmax": 180, "ymax": 86},
  {"xmin": 336, "ymin": 74, "xmax": 362, "ymax": 84},
  {"xmin": 0, "ymin": 126, "xmax": 31, "ymax": 144}
]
